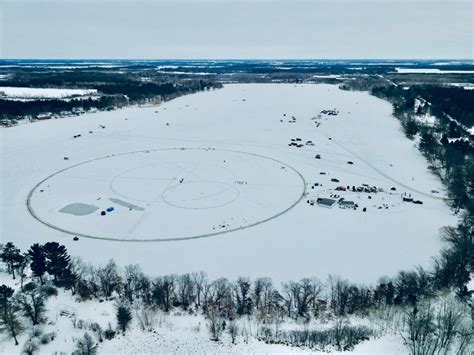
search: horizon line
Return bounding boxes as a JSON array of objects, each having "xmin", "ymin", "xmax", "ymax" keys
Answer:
[{"xmin": 1, "ymin": 58, "xmax": 473, "ymax": 62}]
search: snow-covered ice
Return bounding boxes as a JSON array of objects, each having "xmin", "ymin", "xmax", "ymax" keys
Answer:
[
  {"xmin": 1, "ymin": 84, "xmax": 456, "ymax": 284},
  {"xmin": 28, "ymin": 148, "xmax": 305, "ymax": 241}
]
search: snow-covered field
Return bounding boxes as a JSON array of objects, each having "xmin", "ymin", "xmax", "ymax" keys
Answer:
[
  {"xmin": 394, "ymin": 68, "xmax": 474, "ymax": 74},
  {"xmin": 448, "ymin": 83, "xmax": 474, "ymax": 90},
  {"xmin": 1, "ymin": 84, "xmax": 456, "ymax": 284},
  {"xmin": 0, "ymin": 86, "xmax": 97, "ymax": 99}
]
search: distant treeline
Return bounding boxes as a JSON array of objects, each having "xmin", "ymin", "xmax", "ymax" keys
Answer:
[
  {"xmin": 0, "ymin": 96, "xmax": 127, "ymax": 120},
  {"xmin": 372, "ymin": 84, "xmax": 474, "ymax": 129},
  {"xmin": 0, "ymin": 71, "xmax": 222, "ymax": 120}
]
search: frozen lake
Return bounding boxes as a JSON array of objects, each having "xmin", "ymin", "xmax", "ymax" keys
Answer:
[{"xmin": 0, "ymin": 84, "xmax": 456, "ymax": 283}]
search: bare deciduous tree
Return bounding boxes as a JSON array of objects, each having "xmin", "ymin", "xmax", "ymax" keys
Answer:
[
  {"xmin": 228, "ymin": 320, "xmax": 238, "ymax": 344},
  {"xmin": 207, "ymin": 306, "xmax": 224, "ymax": 341},
  {"xmin": 192, "ymin": 271, "xmax": 207, "ymax": 307}
]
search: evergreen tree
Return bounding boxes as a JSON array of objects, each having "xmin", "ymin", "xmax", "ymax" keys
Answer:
[
  {"xmin": 28, "ymin": 244, "xmax": 46, "ymax": 284},
  {"xmin": 17, "ymin": 254, "xmax": 29, "ymax": 290},
  {"xmin": 440, "ymin": 134, "xmax": 449, "ymax": 145},
  {"xmin": 405, "ymin": 120, "xmax": 419, "ymax": 139},
  {"xmin": 11, "ymin": 253, "xmax": 25, "ymax": 282},
  {"xmin": 1, "ymin": 243, "xmax": 22, "ymax": 279},
  {"xmin": 43, "ymin": 242, "xmax": 71, "ymax": 283},
  {"xmin": 116, "ymin": 305, "xmax": 132, "ymax": 333},
  {"xmin": 74, "ymin": 332, "xmax": 97, "ymax": 355},
  {"xmin": 59, "ymin": 267, "xmax": 77, "ymax": 293}
]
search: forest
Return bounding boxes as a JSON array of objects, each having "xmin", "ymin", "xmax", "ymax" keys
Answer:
[
  {"xmin": 371, "ymin": 84, "xmax": 473, "ymax": 216},
  {"xmin": 0, "ymin": 69, "xmax": 222, "ymax": 121}
]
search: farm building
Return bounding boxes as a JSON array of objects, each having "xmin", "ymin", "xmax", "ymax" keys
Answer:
[{"xmin": 316, "ymin": 197, "xmax": 337, "ymax": 208}]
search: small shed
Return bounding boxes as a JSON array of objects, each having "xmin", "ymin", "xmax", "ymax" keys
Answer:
[{"xmin": 339, "ymin": 200, "xmax": 356, "ymax": 209}]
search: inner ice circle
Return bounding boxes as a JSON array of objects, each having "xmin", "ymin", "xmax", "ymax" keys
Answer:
[{"xmin": 27, "ymin": 148, "xmax": 306, "ymax": 241}]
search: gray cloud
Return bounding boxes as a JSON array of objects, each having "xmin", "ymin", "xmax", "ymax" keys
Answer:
[{"xmin": 1, "ymin": 0, "xmax": 472, "ymax": 59}]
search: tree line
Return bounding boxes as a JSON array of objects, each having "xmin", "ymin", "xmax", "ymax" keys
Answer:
[
  {"xmin": 371, "ymin": 84, "xmax": 473, "ymax": 215},
  {"xmin": 1, "ymin": 73, "xmax": 222, "ymax": 121},
  {"xmin": 0, "ymin": 214, "xmax": 471, "ymax": 352}
]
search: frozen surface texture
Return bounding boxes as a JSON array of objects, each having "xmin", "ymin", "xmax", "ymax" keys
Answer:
[{"xmin": 1, "ymin": 84, "xmax": 455, "ymax": 283}]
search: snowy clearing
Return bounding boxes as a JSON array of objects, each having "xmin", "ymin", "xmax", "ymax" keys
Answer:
[
  {"xmin": 0, "ymin": 86, "xmax": 98, "ymax": 99},
  {"xmin": 447, "ymin": 83, "xmax": 474, "ymax": 90},
  {"xmin": 1, "ymin": 84, "xmax": 456, "ymax": 284},
  {"xmin": 394, "ymin": 68, "xmax": 474, "ymax": 74}
]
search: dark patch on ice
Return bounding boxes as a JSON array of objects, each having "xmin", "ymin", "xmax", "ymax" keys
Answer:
[
  {"xmin": 59, "ymin": 203, "xmax": 99, "ymax": 216},
  {"xmin": 109, "ymin": 198, "xmax": 145, "ymax": 211}
]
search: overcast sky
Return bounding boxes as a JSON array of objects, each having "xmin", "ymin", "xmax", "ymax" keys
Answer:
[{"xmin": 0, "ymin": 0, "xmax": 472, "ymax": 59}]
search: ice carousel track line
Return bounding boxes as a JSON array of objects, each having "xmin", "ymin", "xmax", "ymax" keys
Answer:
[
  {"xmin": 26, "ymin": 147, "xmax": 307, "ymax": 243},
  {"xmin": 321, "ymin": 134, "xmax": 449, "ymax": 201}
]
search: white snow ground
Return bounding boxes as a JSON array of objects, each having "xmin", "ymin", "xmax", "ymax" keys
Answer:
[
  {"xmin": 1, "ymin": 84, "xmax": 456, "ymax": 284},
  {"xmin": 0, "ymin": 86, "xmax": 97, "ymax": 99},
  {"xmin": 394, "ymin": 68, "xmax": 474, "ymax": 74}
]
